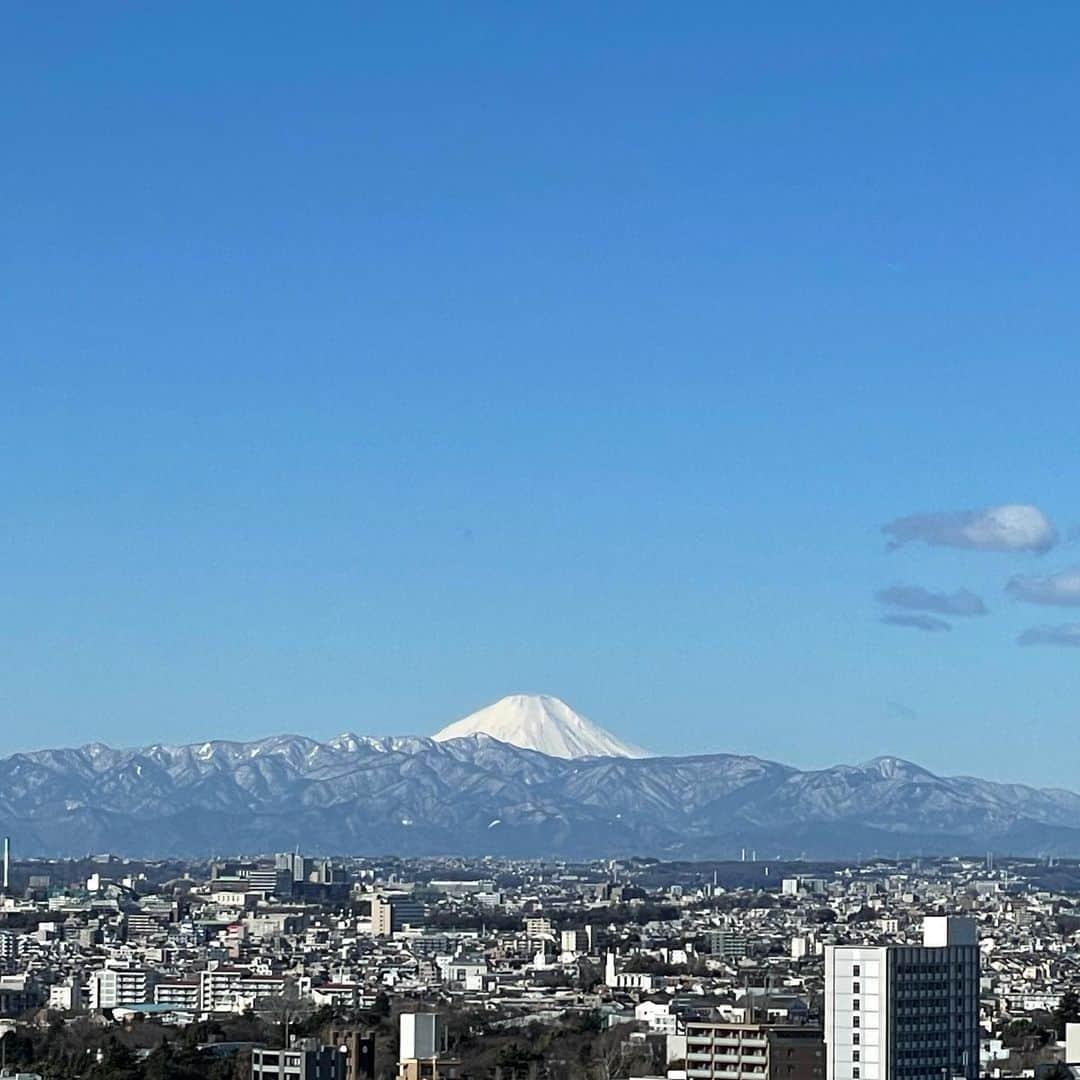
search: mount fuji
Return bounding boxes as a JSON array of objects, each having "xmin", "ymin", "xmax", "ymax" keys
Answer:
[{"xmin": 432, "ymin": 694, "xmax": 650, "ymax": 759}]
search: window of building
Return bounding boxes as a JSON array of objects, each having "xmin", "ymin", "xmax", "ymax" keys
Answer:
[
  {"xmin": 853, "ymin": 1017, "xmax": 859, "ymax": 1028},
  {"xmin": 853, "ymin": 1035, "xmax": 860, "ymax": 1045},
  {"xmin": 853, "ymin": 982, "xmax": 860, "ymax": 993},
  {"xmin": 853, "ymin": 965, "xmax": 860, "ymax": 976}
]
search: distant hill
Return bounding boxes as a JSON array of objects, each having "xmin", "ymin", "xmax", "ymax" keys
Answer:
[{"xmin": 2, "ymin": 697, "xmax": 1080, "ymax": 857}]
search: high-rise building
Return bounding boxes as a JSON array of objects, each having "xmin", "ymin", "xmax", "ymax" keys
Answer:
[
  {"xmin": 373, "ymin": 895, "xmax": 425, "ymax": 936},
  {"xmin": 824, "ymin": 916, "xmax": 979, "ymax": 1080},
  {"xmin": 248, "ymin": 865, "xmax": 295, "ymax": 899}
]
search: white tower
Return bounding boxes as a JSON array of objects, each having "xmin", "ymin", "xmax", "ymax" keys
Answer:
[{"xmin": 604, "ymin": 951, "xmax": 617, "ymax": 988}]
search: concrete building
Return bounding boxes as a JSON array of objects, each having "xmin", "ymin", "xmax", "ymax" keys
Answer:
[
  {"xmin": 198, "ymin": 966, "xmax": 292, "ymax": 1013},
  {"xmin": 88, "ymin": 967, "xmax": 155, "ymax": 1010},
  {"xmin": 1064, "ymin": 1024, "xmax": 1080, "ymax": 1067},
  {"xmin": 0, "ymin": 975, "xmax": 43, "ymax": 1018},
  {"xmin": 636, "ymin": 1000, "xmax": 682, "ymax": 1036},
  {"xmin": 560, "ymin": 927, "xmax": 592, "ymax": 955},
  {"xmin": 48, "ymin": 980, "xmax": 83, "ymax": 1011},
  {"xmin": 398, "ymin": 1013, "xmax": 460, "ymax": 1080},
  {"xmin": 325, "ymin": 1028, "xmax": 376, "ymax": 1080},
  {"xmin": 782, "ymin": 878, "xmax": 827, "ymax": 897},
  {"xmin": 252, "ymin": 1039, "xmax": 346, "ymax": 1080},
  {"xmin": 248, "ymin": 866, "xmax": 294, "ymax": 899},
  {"xmin": 710, "ymin": 929, "xmax": 750, "ymax": 959},
  {"xmin": 524, "ymin": 917, "xmax": 554, "ymax": 943},
  {"xmin": 373, "ymin": 895, "xmax": 425, "ymax": 936},
  {"xmin": 686, "ymin": 1020, "xmax": 825, "ymax": 1080},
  {"xmin": 824, "ymin": 916, "xmax": 979, "ymax": 1080},
  {"xmin": 154, "ymin": 980, "xmax": 201, "ymax": 1010}
]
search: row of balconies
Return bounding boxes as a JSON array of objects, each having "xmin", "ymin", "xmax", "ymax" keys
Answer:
[
  {"xmin": 686, "ymin": 1041, "xmax": 769, "ymax": 1050},
  {"xmin": 686, "ymin": 1048, "xmax": 767, "ymax": 1056},
  {"xmin": 686, "ymin": 1070, "xmax": 767, "ymax": 1079},
  {"xmin": 687, "ymin": 1053, "xmax": 766, "ymax": 1063}
]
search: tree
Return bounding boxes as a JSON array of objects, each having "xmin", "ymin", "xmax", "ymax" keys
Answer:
[
  {"xmin": 497, "ymin": 1043, "xmax": 540, "ymax": 1071},
  {"xmin": 590, "ymin": 1028, "xmax": 652, "ymax": 1080},
  {"xmin": 1054, "ymin": 989, "xmax": 1080, "ymax": 1038}
]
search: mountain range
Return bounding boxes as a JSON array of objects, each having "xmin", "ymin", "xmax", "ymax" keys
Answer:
[{"xmin": 2, "ymin": 694, "xmax": 1077, "ymax": 859}]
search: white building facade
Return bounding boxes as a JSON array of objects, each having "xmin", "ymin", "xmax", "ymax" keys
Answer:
[{"xmin": 824, "ymin": 917, "xmax": 979, "ymax": 1080}]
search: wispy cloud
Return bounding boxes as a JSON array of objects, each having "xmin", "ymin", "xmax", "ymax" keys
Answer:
[
  {"xmin": 1006, "ymin": 566, "xmax": 1080, "ymax": 606},
  {"xmin": 881, "ymin": 613, "xmax": 952, "ymax": 633},
  {"xmin": 1017, "ymin": 623, "xmax": 1080, "ymax": 648},
  {"xmin": 876, "ymin": 585, "xmax": 987, "ymax": 616},
  {"xmin": 882, "ymin": 504, "xmax": 1057, "ymax": 553}
]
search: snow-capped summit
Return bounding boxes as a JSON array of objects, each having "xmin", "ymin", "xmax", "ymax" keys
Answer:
[{"xmin": 432, "ymin": 693, "xmax": 650, "ymax": 759}]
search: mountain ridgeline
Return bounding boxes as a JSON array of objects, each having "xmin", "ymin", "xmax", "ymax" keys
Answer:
[{"xmin": 2, "ymin": 695, "xmax": 1080, "ymax": 858}]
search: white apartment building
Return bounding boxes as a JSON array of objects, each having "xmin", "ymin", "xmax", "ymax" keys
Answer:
[
  {"xmin": 198, "ymin": 967, "xmax": 299, "ymax": 1013},
  {"xmin": 48, "ymin": 980, "xmax": 82, "ymax": 1011},
  {"xmin": 89, "ymin": 967, "xmax": 154, "ymax": 1010},
  {"xmin": 824, "ymin": 917, "xmax": 979, "ymax": 1080},
  {"xmin": 154, "ymin": 980, "xmax": 201, "ymax": 1010}
]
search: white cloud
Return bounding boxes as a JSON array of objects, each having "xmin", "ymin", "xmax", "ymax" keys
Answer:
[{"xmin": 882, "ymin": 504, "xmax": 1057, "ymax": 553}]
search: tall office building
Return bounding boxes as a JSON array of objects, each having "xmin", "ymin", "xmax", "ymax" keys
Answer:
[
  {"xmin": 824, "ymin": 917, "xmax": 979, "ymax": 1080},
  {"xmin": 373, "ymin": 895, "xmax": 425, "ymax": 936}
]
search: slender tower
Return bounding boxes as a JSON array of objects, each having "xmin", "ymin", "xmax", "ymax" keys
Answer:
[{"xmin": 2, "ymin": 836, "xmax": 9, "ymax": 893}]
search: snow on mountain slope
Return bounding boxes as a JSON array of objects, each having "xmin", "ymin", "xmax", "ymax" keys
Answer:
[
  {"xmin": 432, "ymin": 693, "xmax": 651, "ymax": 759},
  {"xmin": 7, "ymin": 721, "xmax": 1080, "ymax": 856}
]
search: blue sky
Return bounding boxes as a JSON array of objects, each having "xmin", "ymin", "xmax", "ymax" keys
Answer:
[{"xmin": 3, "ymin": 3, "xmax": 1080, "ymax": 783}]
